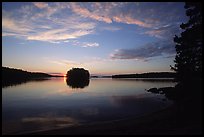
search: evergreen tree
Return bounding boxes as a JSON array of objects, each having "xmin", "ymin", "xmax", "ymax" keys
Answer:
[{"xmin": 172, "ymin": 2, "xmax": 202, "ymax": 82}]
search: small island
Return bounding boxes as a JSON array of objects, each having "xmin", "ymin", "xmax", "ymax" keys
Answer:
[{"xmin": 66, "ymin": 68, "xmax": 90, "ymax": 88}]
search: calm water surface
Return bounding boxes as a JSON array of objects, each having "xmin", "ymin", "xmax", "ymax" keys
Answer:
[{"xmin": 2, "ymin": 78, "xmax": 176, "ymax": 134}]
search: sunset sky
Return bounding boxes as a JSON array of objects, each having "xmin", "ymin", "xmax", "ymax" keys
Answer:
[{"xmin": 2, "ymin": 2, "xmax": 188, "ymax": 75}]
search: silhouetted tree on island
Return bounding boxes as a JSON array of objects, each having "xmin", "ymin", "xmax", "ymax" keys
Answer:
[
  {"xmin": 66, "ymin": 68, "xmax": 90, "ymax": 88},
  {"xmin": 171, "ymin": 2, "xmax": 202, "ymax": 82}
]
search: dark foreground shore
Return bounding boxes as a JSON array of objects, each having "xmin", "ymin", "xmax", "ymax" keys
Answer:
[{"xmin": 22, "ymin": 103, "xmax": 201, "ymax": 135}]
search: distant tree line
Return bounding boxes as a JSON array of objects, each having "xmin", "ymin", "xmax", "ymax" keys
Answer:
[
  {"xmin": 112, "ymin": 72, "xmax": 176, "ymax": 78},
  {"xmin": 2, "ymin": 67, "xmax": 52, "ymax": 87}
]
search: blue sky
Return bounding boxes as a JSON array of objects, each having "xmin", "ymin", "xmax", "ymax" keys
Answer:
[{"xmin": 2, "ymin": 2, "xmax": 188, "ymax": 75}]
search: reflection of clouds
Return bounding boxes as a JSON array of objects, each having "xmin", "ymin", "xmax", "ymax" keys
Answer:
[
  {"xmin": 81, "ymin": 107, "xmax": 99, "ymax": 116},
  {"xmin": 22, "ymin": 116, "xmax": 79, "ymax": 128}
]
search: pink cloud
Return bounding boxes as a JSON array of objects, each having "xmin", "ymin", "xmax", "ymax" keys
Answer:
[
  {"xmin": 69, "ymin": 3, "xmax": 152, "ymax": 28},
  {"xmin": 27, "ymin": 29, "xmax": 94, "ymax": 42},
  {"xmin": 113, "ymin": 15, "xmax": 152, "ymax": 28},
  {"xmin": 69, "ymin": 3, "xmax": 112, "ymax": 23},
  {"xmin": 33, "ymin": 2, "xmax": 48, "ymax": 9}
]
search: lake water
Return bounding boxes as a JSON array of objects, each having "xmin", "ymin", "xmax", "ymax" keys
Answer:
[{"xmin": 2, "ymin": 77, "xmax": 176, "ymax": 134}]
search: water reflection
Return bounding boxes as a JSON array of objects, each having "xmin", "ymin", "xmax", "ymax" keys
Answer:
[
  {"xmin": 22, "ymin": 116, "xmax": 79, "ymax": 128},
  {"xmin": 80, "ymin": 107, "xmax": 99, "ymax": 116},
  {"xmin": 2, "ymin": 78, "xmax": 176, "ymax": 134},
  {"xmin": 2, "ymin": 78, "xmax": 51, "ymax": 88},
  {"xmin": 66, "ymin": 77, "xmax": 89, "ymax": 89},
  {"xmin": 110, "ymin": 94, "xmax": 170, "ymax": 108},
  {"xmin": 112, "ymin": 78, "xmax": 175, "ymax": 82}
]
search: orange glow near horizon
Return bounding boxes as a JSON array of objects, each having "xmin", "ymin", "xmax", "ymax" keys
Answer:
[{"xmin": 63, "ymin": 76, "xmax": 67, "ymax": 83}]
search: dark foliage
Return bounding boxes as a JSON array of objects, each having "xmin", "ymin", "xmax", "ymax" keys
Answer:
[
  {"xmin": 66, "ymin": 68, "xmax": 90, "ymax": 88},
  {"xmin": 146, "ymin": 3, "xmax": 202, "ymax": 104},
  {"xmin": 169, "ymin": 2, "xmax": 202, "ymax": 103},
  {"xmin": 147, "ymin": 4, "xmax": 202, "ymax": 131},
  {"xmin": 171, "ymin": 2, "xmax": 202, "ymax": 82},
  {"xmin": 2, "ymin": 67, "xmax": 52, "ymax": 88}
]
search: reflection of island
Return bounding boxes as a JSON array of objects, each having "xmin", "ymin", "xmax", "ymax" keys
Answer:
[
  {"xmin": 66, "ymin": 78, "xmax": 89, "ymax": 89},
  {"xmin": 66, "ymin": 68, "xmax": 90, "ymax": 89},
  {"xmin": 2, "ymin": 67, "xmax": 52, "ymax": 88}
]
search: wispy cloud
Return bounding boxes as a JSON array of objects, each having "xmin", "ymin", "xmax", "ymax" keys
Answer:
[
  {"xmin": 70, "ymin": 40, "xmax": 99, "ymax": 47},
  {"xmin": 69, "ymin": 3, "xmax": 112, "ymax": 23},
  {"xmin": 2, "ymin": 2, "xmax": 186, "ymax": 43},
  {"xmin": 2, "ymin": 32, "xmax": 19, "ymax": 37},
  {"xmin": 67, "ymin": 2, "xmax": 185, "ymax": 29},
  {"xmin": 2, "ymin": 3, "xmax": 96, "ymax": 43},
  {"xmin": 112, "ymin": 14, "xmax": 152, "ymax": 28},
  {"xmin": 47, "ymin": 59, "xmax": 81, "ymax": 66},
  {"xmin": 44, "ymin": 56, "xmax": 110, "ymax": 70},
  {"xmin": 2, "ymin": 14, "xmax": 33, "ymax": 37},
  {"xmin": 82, "ymin": 42, "xmax": 99, "ymax": 47},
  {"xmin": 144, "ymin": 23, "xmax": 181, "ymax": 39},
  {"xmin": 68, "ymin": 2, "xmax": 152, "ymax": 28},
  {"xmin": 110, "ymin": 40, "xmax": 175, "ymax": 61},
  {"xmin": 27, "ymin": 29, "xmax": 94, "ymax": 42}
]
